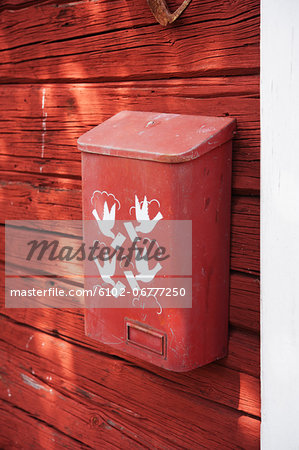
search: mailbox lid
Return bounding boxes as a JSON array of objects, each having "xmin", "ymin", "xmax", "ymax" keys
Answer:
[{"xmin": 78, "ymin": 111, "xmax": 236, "ymax": 163}]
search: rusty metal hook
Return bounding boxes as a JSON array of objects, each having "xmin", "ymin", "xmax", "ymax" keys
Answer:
[{"xmin": 147, "ymin": 0, "xmax": 192, "ymax": 26}]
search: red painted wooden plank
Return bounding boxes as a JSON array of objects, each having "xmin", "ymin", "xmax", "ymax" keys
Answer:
[
  {"xmin": 0, "ymin": 177, "xmax": 82, "ymax": 220},
  {"xmin": 220, "ymin": 328, "xmax": 260, "ymax": 378},
  {"xmin": 0, "ymin": 316, "xmax": 260, "ymax": 448},
  {"xmin": 0, "ymin": 0, "xmax": 83, "ymax": 11},
  {"xmin": 231, "ymin": 197, "xmax": 260, "ymax": 275},
  {"xmin": 0, "ymin": 0, "xmax": 259, "ymax": 81},
  {"xmin": 230, "ymin": 273, "xmax": 259, "ymax": 332},
  {"xmin": 0, "ymin": 365, "xmax": 146, "ymax": 449},
  {"xmin": 0, "ymin": 400, "xmax": 88, "ymax": 449},
  {"xmin": 0, "ymin": 80, "xmax": 259, "ymax": 193}
]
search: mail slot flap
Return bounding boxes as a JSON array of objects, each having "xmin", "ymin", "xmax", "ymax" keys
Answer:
[
  {"xmin": 78, "ymin": 110, "xmax": 236, "ymax": 163},
  {"xmin": 126, "ymin": 320, "xmax": 166, "ymax": 356}
]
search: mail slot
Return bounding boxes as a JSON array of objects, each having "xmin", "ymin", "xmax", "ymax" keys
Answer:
[{"xmin": 78, "ymin": 111, "xmax": 236, "ymax": 372}]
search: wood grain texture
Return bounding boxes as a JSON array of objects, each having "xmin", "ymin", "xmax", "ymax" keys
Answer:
[
  {"xmin": 0, "ymin": 400, "xmax": 89, "ymax": 450},
  {"xmin": 0, "ymin": 80, "xmax": 259, "ymax": 194},
  {"xmin": 0, "ymin": 314, "xmax": 260, "ymax": 449},
  {"xmin": 230, "ymin": 272, "xmax": 259, "ymax": 332},
  {"xmin": 0, "ymin": 0, "xmax": 259, "ymax": 81}
]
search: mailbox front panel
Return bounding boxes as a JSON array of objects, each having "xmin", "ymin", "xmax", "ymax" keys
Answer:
[{"xmin": 81, "ymin": 131, "xmax": 233, "ymax": 371}]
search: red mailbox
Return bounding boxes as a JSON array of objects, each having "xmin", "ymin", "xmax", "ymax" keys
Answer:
[{"xmin": 78, "ymin": 111, "xmax": 236, "ymax": 371}]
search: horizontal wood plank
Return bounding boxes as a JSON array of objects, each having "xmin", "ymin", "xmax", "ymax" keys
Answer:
[
  {"xmin": 0, "ymin": 0, "xmax": 259, "ymax": 82},
  {"xmin": 220, "ymin": 327, "xmax": 259, "ymax": 378},
  {"xmin": 0, "ymin": 80, "xmax": 259, "ymax": 194},
  {"xmin": 0, "ymin": 399, "xmax": 90, "ymax": 450},
  {"xmin": 230, "ymin": 272, "xmax": 259, "ymax": 332},
  {"xmin": 231, "ymin": 197, "xmax": 260, "ymax": 275},
  {"xmin": 0, "ymin": 355, "xmax": 147, "ymax": 448},
  {"xmin": 0, "ymin": 0, "xmax": 93, "ymax": 11},
  {"xmin": 0, "ymin": 314, "xmax": 260, "ymax": 449}
]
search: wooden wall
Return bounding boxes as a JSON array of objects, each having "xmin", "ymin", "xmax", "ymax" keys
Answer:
[{"xmin": 0, "ymin": 0, "xmax": 260, "ymax": 447}]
